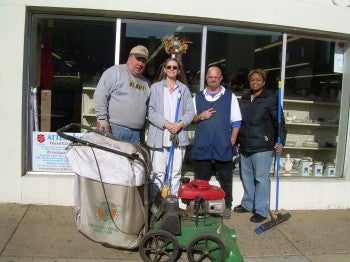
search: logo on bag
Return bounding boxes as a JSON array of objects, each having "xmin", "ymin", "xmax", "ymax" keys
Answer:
[{"xmin": 95, "ymin": 201, "xmax": 120, "ymax": 223}]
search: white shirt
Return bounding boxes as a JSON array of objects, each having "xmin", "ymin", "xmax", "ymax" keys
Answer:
[{"xmin": 163, "ymin": 85, "xmax": 180, "ymax": 147}]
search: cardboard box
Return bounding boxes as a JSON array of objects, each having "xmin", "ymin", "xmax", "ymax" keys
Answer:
[{"xmin": 41, "ymin": 90, "xmax": 51, "ymax": 131}]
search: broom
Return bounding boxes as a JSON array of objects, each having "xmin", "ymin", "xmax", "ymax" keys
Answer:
[
  {"xmin": 161, "ymin": 90, "xmax": 182, "ymax": 198},
  {"xmin": 255, "ymin": 81, "xmax": 291, "ymax": 234}
]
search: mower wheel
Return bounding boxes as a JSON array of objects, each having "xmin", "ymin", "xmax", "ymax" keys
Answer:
[
  {"xmin": 186, "ymin": 233, "xmax": 225, "ymax": 262},
  {"xmin": 139, "ymin": 229, "xmax": 180, "ymax": 262}
]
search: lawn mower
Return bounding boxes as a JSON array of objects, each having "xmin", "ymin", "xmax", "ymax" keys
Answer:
[
  {"xmin": 57, "ymin": 123, "xmax": 243, "ymax": 262},
  {"xmin": 139, "ymin": 179, "xmax": 243, "ymax": 262}
]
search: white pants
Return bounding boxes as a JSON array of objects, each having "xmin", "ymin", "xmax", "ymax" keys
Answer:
[{"xmin": 150, "ymin": 146, "xmax": 186, "ymax": 199}]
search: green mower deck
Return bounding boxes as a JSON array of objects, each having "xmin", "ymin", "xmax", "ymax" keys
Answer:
[{"xmin": 149, "ymin": 216, "xmax": 243, "ymax": 262}]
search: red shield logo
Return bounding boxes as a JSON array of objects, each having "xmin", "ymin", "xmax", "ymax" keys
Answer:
[{"xmin": 37, "ymin": 134, "xmax": 45, "ymax": 143}]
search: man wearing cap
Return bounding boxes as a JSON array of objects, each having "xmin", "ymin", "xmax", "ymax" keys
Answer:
[{"xmin": 93, "ymin": 45, "xmax": 150, "ymax": 143}]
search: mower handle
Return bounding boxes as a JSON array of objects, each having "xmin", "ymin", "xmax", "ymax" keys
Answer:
[{"xmin": 56, "ymin": 123, "xmax": 94, "ymax": 142}]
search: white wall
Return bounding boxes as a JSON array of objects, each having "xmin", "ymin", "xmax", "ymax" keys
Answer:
[
  {"xmin": 21, "ymin": 0, "xmax": 350, "ymax": 36},
  {"xmin": 19, "ymin": 175, "xmax": 350, "ymax": 209},
  {"xmin": 0, "ymin": 1, "xmax": 26, "ymax": 203},
  {"xmin": 0, "ymin": 0, "xmax": 349, "ymax": 208}
]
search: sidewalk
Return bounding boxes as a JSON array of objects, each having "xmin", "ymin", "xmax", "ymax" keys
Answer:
[{"xmin": 0, "ymin": 204, "xmax": 349, "ymax": 262}]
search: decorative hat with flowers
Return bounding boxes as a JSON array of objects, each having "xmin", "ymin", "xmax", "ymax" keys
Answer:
[{"xmin": 162, "ymin": 35, "xmax": 192, "ymax": 59}]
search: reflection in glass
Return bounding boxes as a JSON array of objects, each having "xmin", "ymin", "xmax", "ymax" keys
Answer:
[
  {"xmin": 26, "ymin": 15, "xmax": 345, "ymax": 177},
  {"xmin": 120, "ymin": 19, "xmax": 202, "ymax": 92},
  {"xmin": 284, "ymin": 37, "xmax": 343, "ymax": 102},
  {"xmin": 206, "ymin": 26, "xmax": 282, "ymax": 95},
  {"xmin": 30, "ymin": 16, "xmax": 115, "ymax": 132}
]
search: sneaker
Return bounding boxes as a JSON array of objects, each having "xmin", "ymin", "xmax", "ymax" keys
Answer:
[
  {"xmin": 222, "ymin": 208, "xmax": 232, "ymax": 219},
  {"xmin": 250, "ymin": 213, "xmax": 267, "ymax": 223},
  {"xmin": 233, "ymin": 204, "xmax": 250, "ymax": 213}
]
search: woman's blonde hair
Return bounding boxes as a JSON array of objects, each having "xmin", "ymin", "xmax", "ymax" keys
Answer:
[
  {"xmin": 248, "ymin": 68, "xmax": 267, "ymax": 82},
  {"xmin": 157, "ymin": 57, "xmax": 188, "ymax": 85}
]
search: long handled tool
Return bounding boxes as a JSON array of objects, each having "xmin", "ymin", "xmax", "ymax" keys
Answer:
[
  {"xmin": 161, "ymin": 90, "xmax": 182, "ymax": 198},
  {"xmin": 255, "ymin": 81, "xmax": 291, "ymax": 234}
]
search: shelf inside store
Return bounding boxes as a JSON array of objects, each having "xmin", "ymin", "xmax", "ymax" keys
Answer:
[
  {"xmin": 83, "ymin": 86, "xmax": 96, "ymax": 91},
  {"xmin": 276, "ymin": 170, "xmax": 330, "ymax": 177},
  {"xmin": 284, "ymin": 146, "xmax": 336, "ymax": 150},
  {"xmin": 284, "ymin": 98, "xmax": 340, "ymax": 106},
  {"xmin": 285, "ymin": 122, "xmax": 338, "ymax": 127}
]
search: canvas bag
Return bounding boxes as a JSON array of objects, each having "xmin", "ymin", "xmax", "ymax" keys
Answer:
[
  {"xmin": 66, "ymin": 132, "xmax": 147, "ymax": 186},
  {"xmin": 76, "ymin": 176, "xmax": 146, "ymax": 249},
  {"xmin": 64, "ymin": 132, "xmax": 148, "ymax": 249}
]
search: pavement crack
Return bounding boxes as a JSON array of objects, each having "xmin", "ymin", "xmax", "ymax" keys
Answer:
[{"xmin": 0, "ymin": 204, "xmax": 31, "ymax": 255}]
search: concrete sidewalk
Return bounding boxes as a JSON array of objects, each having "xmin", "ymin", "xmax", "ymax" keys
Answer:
[{"xmin": 0, "ymin": 204, "xmax": 349, "ymax": 262}]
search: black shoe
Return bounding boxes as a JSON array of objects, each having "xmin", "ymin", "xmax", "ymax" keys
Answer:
[
  {"xmin": 222, "ymin": 208, "xmax": 232, "ymax": 219},
  {"xmin": 233, "ymin": 205, "xmax": 250, "ymax": 213},
  {"xmin": 250, "ymin": 213, "xmax": 267, "ymax": 223}
]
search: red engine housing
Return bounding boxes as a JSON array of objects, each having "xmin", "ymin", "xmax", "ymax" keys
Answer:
[{"xmin": 178, "ymin": 179, "xmax": 225, "ymax": 200}]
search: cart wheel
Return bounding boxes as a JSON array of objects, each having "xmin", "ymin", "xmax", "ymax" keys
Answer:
[
  {"xmin": 139, "ymin": 229, "xmax": 180, "ymax": 262},
  {"xmin": 186, "ymin": 233, "xmax": 225, "ymax": 262}
]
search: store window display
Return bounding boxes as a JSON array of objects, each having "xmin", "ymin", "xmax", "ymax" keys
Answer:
[
  {"xmin": 26, "ymin": 15, "xmax": 346, "ymax": 177},
  {"xmin": 31, "ymin": 17, "xmax": 116, "ymax": 132}
]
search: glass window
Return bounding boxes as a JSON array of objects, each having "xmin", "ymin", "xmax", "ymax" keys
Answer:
[
  {"xmin": 26, "ymin": 15, "xmax": 116, "ymax": 170},
  {"xmin": 25, "ymin": 15, "xmax": 346, "ymax": 178},
  {"xmin": 206, "ymin": 26, "xmax": 282, "ymax": 95},
  {"xmin": 120, "ymin": 19, "xmax": 203, "ymax": 92},
  {"xmin": 284, "ymin": 37, "xmax": 342, "ymax": 101},
  {"xmin": 282, "ymin": 36, "xmax": 343, "ymax": 177},
  {"xmin": 29, "ymin": 16, "xmax": 115, "ymax": 131}
]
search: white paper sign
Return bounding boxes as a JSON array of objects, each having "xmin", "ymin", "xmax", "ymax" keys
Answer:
[
  {"xmin": 32, "ymin": 132, "xmax": 84, "ymax": 172},
  {"xmin": 334, "ymin": 42, "xmax": 344, "ymax": 73}
]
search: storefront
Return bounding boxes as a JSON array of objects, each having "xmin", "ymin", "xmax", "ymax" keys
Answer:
[{"xmin": 1, "ymin": 0, "xmax": 349, "ymax": 209}]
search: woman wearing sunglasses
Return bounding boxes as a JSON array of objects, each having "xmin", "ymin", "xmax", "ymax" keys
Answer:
[{"xmin": 147, "ymin": 57, "xmax": 195, "ymax": 200}]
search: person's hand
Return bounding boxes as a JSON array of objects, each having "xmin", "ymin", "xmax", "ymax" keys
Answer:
[
  {"xmin": 274, "ymin": 143, "xmax": 283, "ymax": 154},
  {"xmin": 97, "ymin": 119, "xmax": 111, "ymax": 134},
  {"xmin": 164, "ymin": 121, "xmax": 175, "ymax": 131},
  {"xmin": 200, "ymin": 108, "xmax": 216, "ymax": 120},
  {"xmin": 171, "ymin": 121, "xmax": 185, "ymax": 134},
  {"xmin": 164, "ymin": 121, "xmax": 184, "ymax": 134}
]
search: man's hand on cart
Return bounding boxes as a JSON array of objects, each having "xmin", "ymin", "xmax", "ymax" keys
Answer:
[{"xmin": 97, "ymin": 119, "xmax": 111, "ymax": 134}]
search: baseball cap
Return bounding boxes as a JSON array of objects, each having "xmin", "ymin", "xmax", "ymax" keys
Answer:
[{"xmin": 129, "ymin": 45, "xmax": 149, "ymax": 60}]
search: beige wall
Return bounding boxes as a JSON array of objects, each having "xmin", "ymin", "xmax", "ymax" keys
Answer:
[{"xmin": 21, "ymin": 0, "xmax": 350, "ymax": 36}]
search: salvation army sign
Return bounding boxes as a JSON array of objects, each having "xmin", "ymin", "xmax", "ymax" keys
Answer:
[{"xmin": 32, "ymin": 132, "xmax": 83, "ymax": 172}]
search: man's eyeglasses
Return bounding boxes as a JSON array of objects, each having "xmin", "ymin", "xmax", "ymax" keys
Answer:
[{"xmin": 166, "ymin": 65, "xmax": 178, "ymax": 70}]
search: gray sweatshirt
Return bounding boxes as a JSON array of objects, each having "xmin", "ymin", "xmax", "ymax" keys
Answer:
[{"xmin": 93, "ymin": 64, "xmax": 150, "ymax": 129}]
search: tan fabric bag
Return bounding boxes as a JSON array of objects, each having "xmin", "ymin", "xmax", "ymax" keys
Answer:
[
  {"xmin": 64, "ymin": 132, "xmax": 149, "ymax": 249},
  {"xmin": 76, "ymin": 176, "xmax": 146, "ymax": 249}
]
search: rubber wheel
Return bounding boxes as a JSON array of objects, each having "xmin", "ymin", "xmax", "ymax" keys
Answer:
[
  {"xmin": 139, "ymin": 229, "xmax": 180, "ymax": 262},
  {"xmin": 186, "ymin": 233, "xmax": 225, "ymax": 262}
]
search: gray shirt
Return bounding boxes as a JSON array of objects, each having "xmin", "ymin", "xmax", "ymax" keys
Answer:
[{"xmin": 93, "ymin": 64, "xmax": 150, "ymax": 129}]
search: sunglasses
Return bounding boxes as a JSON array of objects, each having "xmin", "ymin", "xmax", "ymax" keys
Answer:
[{"xmin": 166, "ymin": 65, "xmax": 178, "ymax": 70}]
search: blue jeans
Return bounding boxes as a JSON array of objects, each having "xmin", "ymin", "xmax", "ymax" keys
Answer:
[
  {"xmin": 239, "ymin": 151, "xmax": 273, "ymax": 217},
  {"xmin": 110, "ymin": 124, "xmax": 140, "ymax": 144}
]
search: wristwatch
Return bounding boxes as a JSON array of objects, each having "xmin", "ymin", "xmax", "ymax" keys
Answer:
[{"xmin": 199, "ymin": 114, "xmax": 204, "ymax": 121}]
